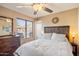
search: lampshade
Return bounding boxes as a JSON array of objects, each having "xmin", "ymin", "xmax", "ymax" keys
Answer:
[{"xmin": 72, "ymin": 32, "xmax": 76, "ymax": 37}]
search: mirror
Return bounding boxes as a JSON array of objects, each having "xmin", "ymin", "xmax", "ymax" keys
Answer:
[{"xmin": 0, "ymin": 16, "xmax": 13, "ymax": 36}]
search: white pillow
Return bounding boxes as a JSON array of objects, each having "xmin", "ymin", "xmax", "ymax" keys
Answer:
[
  {"xmin": 36, "ymin": 33, "xmax": 52, "ymax": 40},
  {"xmin": 44, "ymin": 33, "xmax": 52, "ymax": 40},
  {"xmin": 36, "ymin": 34, "xmax": 44, "ymax": 39},
  {"xmin": 51, "ymin": 33, "xmax": 66, "ymax": 42}
]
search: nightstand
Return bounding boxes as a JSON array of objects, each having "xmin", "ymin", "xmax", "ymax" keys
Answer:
[{"xmin": 71, "ymin": 43, "xmax": 77, "ymax": 56}]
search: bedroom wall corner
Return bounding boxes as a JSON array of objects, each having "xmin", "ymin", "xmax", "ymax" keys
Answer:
[{"xmin": 77, "ymin": 8, "xmax": 79, "ymax": 45}]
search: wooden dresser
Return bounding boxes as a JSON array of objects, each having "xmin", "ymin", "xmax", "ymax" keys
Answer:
[{"xmin": 0, "ymin": 35, "xmax": 20, "ymax": 56}]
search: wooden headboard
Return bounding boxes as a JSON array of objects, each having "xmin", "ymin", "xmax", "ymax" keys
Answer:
[{"xmin": 44, "ymin": 26, "xmax": 70, "ymax": 39}]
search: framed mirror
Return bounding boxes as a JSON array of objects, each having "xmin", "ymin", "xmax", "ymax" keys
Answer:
[{"xmin": 0, "ymin": 16, "xmax": 13, "ymax": 36}]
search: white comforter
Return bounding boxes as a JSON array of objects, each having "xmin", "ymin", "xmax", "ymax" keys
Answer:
[{"xmin": 14, "ymin": 39, "xmax": 73, "ymax": 56}]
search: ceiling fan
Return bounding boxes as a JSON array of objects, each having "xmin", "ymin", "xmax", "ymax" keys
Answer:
[{"xmin": 17, "ymin": 3, "xmax": 53, "ymax": 15}]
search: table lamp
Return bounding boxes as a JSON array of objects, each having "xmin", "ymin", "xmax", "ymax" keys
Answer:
[{"xmin": 72, "ymin": 32, "xmax": 76, "ymax": 44}]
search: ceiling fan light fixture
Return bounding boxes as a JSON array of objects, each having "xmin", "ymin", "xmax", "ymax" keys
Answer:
[{"xmin": 33, "ymin": 4, "xmax": 43, "ymax": 11}]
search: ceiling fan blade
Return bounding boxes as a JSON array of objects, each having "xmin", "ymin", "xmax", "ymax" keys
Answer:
[
  {"xmin": 43, "ymin": 7, "xmax": 53, "ymax": 13},
  {"xmin": 17, "ymin": 5, "xmax": 32, "ymax": 8},
  {"xmin": 17, "ymin": 4, "xmax": 33, "ymax": 8}
]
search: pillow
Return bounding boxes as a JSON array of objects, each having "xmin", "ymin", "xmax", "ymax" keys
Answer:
[
  {"xmin": 51, "ymin": 33, "xmax": 66, "ymax": 42},
  {"xmin": 44, "ymin": 33, "xmax": 52, "ymax": 40},
  {"xmin": 36, "ymin": 33, "xmax": 52, "ymax": 40},
  {"xmin": 36, "ymin": 34, "xmax": 45, "ymax": 39},
  {"xmin": 51, "ymin": 33, "xmax": 65, "ymax": 39}
]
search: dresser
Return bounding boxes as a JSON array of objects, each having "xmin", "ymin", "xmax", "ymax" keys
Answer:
[{"xmin": 0, "ymin": 35, "xmax": 20, "ymax": 56}]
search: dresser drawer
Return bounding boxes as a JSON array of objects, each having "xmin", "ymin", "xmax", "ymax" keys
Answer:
[{"xmin": 0, "ymin": 36, "xmax": 20, "ymax": 56}]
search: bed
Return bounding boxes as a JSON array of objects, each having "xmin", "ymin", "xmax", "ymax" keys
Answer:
[{"xmin": 14, "ymin": 26, "xmax": 73, "ymax": 56}]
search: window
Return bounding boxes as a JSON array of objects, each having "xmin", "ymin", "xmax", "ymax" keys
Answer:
[
  {"xmin": 27, "ymin": 21, "xmax": 33, "ymax": 38},
  {"xmin": 16, "ymin": 18, "xmax": 33, "ymax": 38}
]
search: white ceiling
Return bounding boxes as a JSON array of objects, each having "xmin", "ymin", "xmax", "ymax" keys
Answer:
[{"xmin": 0, "ymin": 3, "xmax": 79, "ymax": 18}]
